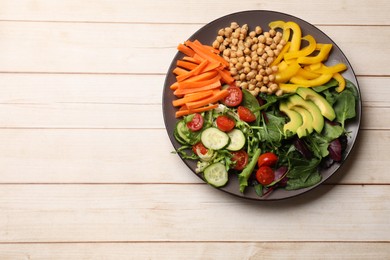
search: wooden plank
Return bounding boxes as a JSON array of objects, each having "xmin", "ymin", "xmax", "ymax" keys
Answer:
[
  {"xmin": 0, "ymin": 0, "xmax": 388, "ymax": 25},
  {"xmin": 0, "ymin": 102, "xmax": 383, "ymax": 130},
  {"xmin": 0, "ymin": 22, "xmax": 388, "ymax": 75},
  {"xmin": 0, "ymin": 74, "xmax": 387, "ymax": 107},
  {"xmin": 0, "ymin": 129, "xmax": 387, "ymax": 184},
  {"xmin": 0, "ymin": 184, "xmax": 388, "ymax": 242},
  {"xmin": 0, "ymin": 242, "xmax": 389, "ymax": 259}
]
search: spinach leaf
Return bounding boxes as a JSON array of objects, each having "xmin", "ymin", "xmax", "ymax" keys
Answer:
[
  {"xmin": 345, "ymin": 79, "xmax": 359, "ymax": 102},
  {"xmin": 333, "ymin": 89, "xmax": 356, "ymax": 128},
  {"xmin": 286, "ymin": 157, "xmax": 322, "ymax": 190},
  {"xmin": 322, "ymin": 122, "xmax": 344, "ymax": 141},
  {"xmin": 255, "ymin": 112, "xmax": 285, "ymax": 146},
  {"xmin": 313, "ymin": 78, "xmax": 339, "ymax": 93}
]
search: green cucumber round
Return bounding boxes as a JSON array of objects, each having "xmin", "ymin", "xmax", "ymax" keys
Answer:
[
  {"xmin": 203, "ymin": 162, "xmax": 228, "ymax": 187},
  {"xmin": 226, "ymin": 129, "xmax": 246, "ymax": 151},
  {"xmin": 201, "ymin": 127, "xmax": 229, "ymax": 150}
]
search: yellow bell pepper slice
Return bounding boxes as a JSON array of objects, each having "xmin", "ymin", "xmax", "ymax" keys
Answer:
[
  {"xmin": 296, "ymin": 68, "xmax": 321, "ymax": 80},
  {"xmin": 275, "ymin": 61, "xmax": 301, "ymax": 83},
  {"xmin": 297, "ymin": 44, "xmax": 333, "ymax": 64},
  {"xmin": 279, "ymin": 83, "xmax": 309, "ymax": 93},
  {"xmin": 284, "ymin": 35, "xmax": 317, "ymax": 60},
  {"xmin": 333, "ymin": 72, "xmax": 346, "ymax": 92},
  {"xmin": 269, "ymin": 20, "xmax": 290, "ymax": 41},
  {"xmin": 290, "ymin": 73, "xmax": 334, "ymax": 87},
  {"xmin": 313, "ymin": 63, "xmax": 347, "ymax": 74},
  {"xmin": 270, "ymin": 42, "xmax": 291, "ymax": 67},
  {"xmin": 284, "ymin": 21, "xmax": 302, "ymax": 52}
]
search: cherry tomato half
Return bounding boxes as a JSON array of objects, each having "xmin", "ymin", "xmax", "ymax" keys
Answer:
[
  {"xmin": 256, "ymin": 166, "xmax": 275, "ymax": 185},
  {"xmin": 216, "ymin": 115, "xmax": 235, "ymax": 132},
  {"xmin": 186, "ymin": 113, "xmax": 204, "ymax": 131},
  {"xmin": 231, "ymin": 150, "xmax": 249, "ymax": 171},
  {"xmin": 237, "ymin": 106, "xmax": 256, "ymax": 123},
  {"xmin": 258, "ymin": 152, "xmax": 278, "ymax": 168},
  {"xmin": 192, "ymin": 142, "xmax": 208, "ymax": 156},
  {"xmin": 223, "ymin": 86, "xmax": 243, "ymax": 107}
]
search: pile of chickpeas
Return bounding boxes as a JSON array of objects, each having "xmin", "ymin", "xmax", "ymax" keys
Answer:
[{"xmin": 212, "ymin": 22, "xmax": 287, "ymax": 96}]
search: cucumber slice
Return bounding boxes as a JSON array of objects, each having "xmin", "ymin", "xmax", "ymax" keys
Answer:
[
  {"xmin": 175, "ymin": 119, "xmax": 201, "ymax": 145},
  {"xmin": 226, "ymin": 129, "xmax": 246, "ymax": 151},
  {"xmin": 201, "ymin": 127, "xmax": 230, "ymax": 150},
  {"xmin": 203, "ymin": 162, "xmax": 228, "ymax": 187},
  {"xmin": 174, "ymin": 121, "xmax": 188, "ymax": 145}
]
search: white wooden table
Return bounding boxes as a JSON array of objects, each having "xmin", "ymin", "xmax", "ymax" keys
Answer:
[{"xmin": 0, "ymin": 1, "xmax": 389, "ymax": 259}]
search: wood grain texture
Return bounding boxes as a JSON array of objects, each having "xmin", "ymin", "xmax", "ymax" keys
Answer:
[
  {"xmin": 0, "ymin": 242, "xmax": 389, "ymax": 260},
  {"xmin": 0, "ymin": 22, "xmax": 388, "ymax": 75},
  {"xmin": 0, "ymin": 0, "xmax": 388, "ymax": 25},
  {"xmin": 0, "ymin": 129, "xmax": 387, "ymax": 184},
  {"xmin": 0, "ymin": 185, "xmax": 388, "ymax": 243}
]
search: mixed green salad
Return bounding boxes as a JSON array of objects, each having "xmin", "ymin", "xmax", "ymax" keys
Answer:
[{"xmin": 174, "ymin": 79, "xmax": 358, "ymax": 197}]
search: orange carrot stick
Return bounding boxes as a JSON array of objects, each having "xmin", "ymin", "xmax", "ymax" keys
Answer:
[
  {"xmin": 173, "ymin": 67, "xmax": 189, "ymax": 76},
  {"xmin": 172, "ymin": 90, "xmax": 214, "ymax": 107},
  {"xmin": 182, "ymin": 56, "xmax": 201, "ymax": 64},
  {"xmin": 177, "ymin": 70, "xmax": 219, "ymax": 85},
  {"xmin": 177, "ymin": 60, "xmax": 198, "ymax": 70},
  {"xmin": 177, "ymin": 75, "xmax": 221, "ymax": 89},
  {"xmin": 173, "ymin": 80, "xmax": 221, "ymax": 96},
  {"xmin": 176, "ymin": 59, "xmax": 209, "ymax": 82},
  {"xmin": 217, "ymin": 68, "xmax": 235, "ymax": 84},
  {"xmin": 177, "ymin": 43, "xmax": 195, "ymax": 57},
  {"xmin": 185, "ymin": 40, "xmax": 227, "ymax": 67},
  {"xmin": 175, "ymin": 104, "xmax": 219, "ymax": 118},
  {"xmin": 186, "ymin": 89, "xmax": 229, "ymax": 110}
]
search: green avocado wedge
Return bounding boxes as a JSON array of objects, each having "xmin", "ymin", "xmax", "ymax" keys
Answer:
[
  {"xmin": 279, "ymin": 102, "xmax": 303, "ymax": 137},
  {"xmin": 288, "ymin": 104, "xmax": 314, "ymax": 138},
  {"xmin": 288, "ymin": 95, "xmax": 324, "ymax": 134},
  {"xmin": 296, "ymin": 87, "xmax": 336, "ymax": 121}
]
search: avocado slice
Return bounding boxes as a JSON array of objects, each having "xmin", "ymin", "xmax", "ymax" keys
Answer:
[
  {"xmin": 288, "ymin": 95, "xmax": 324, "ymax": 134},
  {"xmin": 288, "ymin": 103, "xmax": 314, "ymax": 138},
  {"xmin": 296, "ymin": 87, "xmax": 336, "ymax": 121},
  {"xmin": 279, "ymin": 102, "xmax": 303, "ymax": 137}
]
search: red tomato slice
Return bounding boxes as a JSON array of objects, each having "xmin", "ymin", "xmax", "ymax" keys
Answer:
[
  {"xmin": 192, "ymin": 142, "xmax": 208, "ymax": 156},
  {"xmin": 237, "ymin": 106, "xmax": 256, "ymax": 122},
  {"xmin": 256, "ymin": 166, "xmax": 275, "ymax": 185},
  {"xmin": 223, "ymin": 86, "xmax": 243, "ymax": 107},
  {"xmin": 186, "ymin": 113, "xmax": 204, "ymax": 131},
  {"xmin": 258, "ymin": 152, "xmax": 278, "ymax": 168},
  {"xmin": 231, "ymin": 150, "xmax": 249, "ymax": 171},
  {"xmin": 216, "ymin": 115, "xmax": 235, "ymax": 132}
]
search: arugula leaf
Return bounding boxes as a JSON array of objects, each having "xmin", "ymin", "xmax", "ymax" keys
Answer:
[
  {"xmin": 255, "ymin": 112, "xmax": 285, "ymax": 146},
  {"xmin": 334, "ymin": 90, "xmax": 356, "ymax": 128}
]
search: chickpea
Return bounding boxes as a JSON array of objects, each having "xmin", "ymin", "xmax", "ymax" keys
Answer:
[
  {"xmin": 266, "ymin": 67, "xmax": 273, "ymax": 75},
  {"xmin": 238, "ymin": 56, "xmax": 245, "ymax": 63},
  {"xmin": 269, "ymin": 29, "xmax": 276, "ymax": 37},
  {"xmin": 236, "ymin": 49, "xmax": 244, "ymax": 57},
  {"xmin": 264, "ymin": 32, "xmax": 270, "ymax": 38},
  {"xmin": 276, "ymin": 89, "xmax": 284, "ymax": 96},
  {"xmin": 219, "ymin": 45, "xmax": 226, "ymax": 52},
  {"xmin": 260, "ymin": 86, "xmax": 268, "ymax": 93},
  {"xmin": 272, "ymin": 65, "xmax": 279, "ymax": 72},
  {"xmin": 263, "ymin": 76, "xmax": 269, "ymax": 84},
  {"xmin": 268, "ymin": 74, "xmax": 275, "ymax": 82},
  {"xmin": 243, "ymin": 66, "xmax": 251, "ymax": 74},
  {"xmin": 259, "ymin": 68, "xmax": 266, "ymax": 75},
  {"xmin": 256, "ymin": 74, "xmax": 263, "ymax": 82},
  {"xmin": 262, "ymin": 53, "xmax": 268, "ymax": 60},
  {"xmin": 258, "ymin": 35, "xmax": 266, "ymax": 44},
  {"xmin": 242, "ymin": 24, "xmax": 249, "ymax": 30},
  {"xmin": 266, "ymin": 37, "xmax": 273, "ymax": 45},
  {"xmin": 280, "ymin": 39, "xmax": 287, "ymax": 45},
  {"xmin": 244, "ymin": 47, "xmax": 251, "ymax": 55},
  {"xmin": 245, "ymin": 56, "xmax": 252, "ymax": 63},
  {"xmin": 250, "ymin": 61, "xmax": 258, "ymax": 70},
  {"xmin": 232, "ymin": 38, "xmax": 239, "ymax": 46},
  {"xmin": 266, "ymin": 57, "xmax": 274, "ymax": 65},
  {"xmin": 230, "ymin": 22, "xmax": 239, "ymax": 29},
  {"xmin": 255, "ymin": 26, "xmax": 262, "ymax": 35},
  {"xmin": 270, "ymin": 83, "xmax": 279, "ymax": 92},
  {"xmin": 230, "ymin": 57, "xmax": 238, "ymax": 65},
  {"xmin": 218, "ymin": 29, "xmax": 225, "ymax": 36},
  {"xmin": 247, "ymin": 71, "xmax": 255, "ymax": 80},
  {"xmin": 224, "ymin": 27, "xmax": 233, "ymax": 37},
  {"xmin": 276, "ymin": 44, "xmax": 284, "ymax": 51},
  {"xmin": 240, "ymin": 82, "xmax": 248, "ymax": 89},
  {"xmin": 239, "ymin": 73, "xmax": 246, "ymax": 81},
  {"xmin": 235, "ymin": 62, "xmax": 243, "ymax": 70},
  {"xmin": 212, "ymin": 40, "xmax": 220, "ymax": 49},
  {"xmin": 257, "ymin": 48, "xmax": 265, "ymax": 56},
  {"xmin": 266, "ymin": 49, "xmax": 274, "ymax": 57},
  {"xmin": 230, "ymin": 67, "xmax": 238, "ymax": 76},
  {"xmin": 223, "ymin": 49, "xmax": 231, "ymax": 57},
  {"xmin": 270, "ymin": 43, "xmax": 277, "ymax": 50},
  {"xmin": 251, "ymin": 44, "xmax": 258, "ymax": 51},
  {"xmin": 267, "ymin": 87, "xmax": 274, "ymax": 94},
  {"xmin": 248, "ymin": 84, "xmax": 255, "ymax": 91},
  {"xmin": 230, "ymin": 51, "xmax": 237, "ymax": 58},
  {"xmin": 241, "ymin": 28, "xmax": 248, "ymax": 37},
  {"xmin": 273, "ymin": 49, "xmax": 280, "ymax": 57}
]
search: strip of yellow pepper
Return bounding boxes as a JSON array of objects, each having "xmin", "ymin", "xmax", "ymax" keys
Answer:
[
  {"xmin": 297, "ymin": 44, "xmax": 333, "ymax": 64},
  {"xmin": 313, "ymin": 63, "xmax": 347, "ymax": 74},
  {"xmin": 275, "ymin": 61, "xmax": 301, "ymax": 83},
  {"xmin": 284, "ymin": 21, "xmax": 302, "ymax": 52},
  {"xmin": 284, "ymin": 35, "xmax": 317, "ymax": 60},
  {"xmin": 333, "ymin": 73, "xmax": 346, "ymax": 92},
  {"xmin": 290, "ymin": 73, "xmax": 334, "ymax": 87},
  {"xmin": 270, "ymin": 42, "xmax": 291, "ymax": 67},
  {"xmin": 296, "ymin": 68, "xmax": 321, "ymax": 79},
  {"xmin": 268, "ymin": 20, "xmax": 290, "ymax": 42},
  {"xmin": 279, "ymin": 83, "xmax": 309, "ymax": 93}
]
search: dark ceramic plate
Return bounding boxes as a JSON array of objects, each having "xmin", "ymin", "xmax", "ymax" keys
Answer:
[{"xmin": 162, "ymin": 10, "xmax": 361, "ymax": 200}]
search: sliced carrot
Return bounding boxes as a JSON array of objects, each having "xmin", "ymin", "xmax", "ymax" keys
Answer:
[
  {"xmin": 173, "ymin": 80, "xmax": 221, "ymax": 96},
  {"xmin": 173, "ymin": 67, "xmax": 188, "ymax": 76},
  {"xmin": 177, "ymin": 70, "xmax": 219, "ymax": 85},
  {"xmin": 182, "ymin": 56, "xmax": 201, "ymax": 64},
  {"xmin": 217, "ymin": 68, "xmax": 235, "ymax": 84},
  {"xmin": 186, "ymin": 89, "xmax": 229, "ymax": 110},
  {"xmin": 175, "ymin": 104, "xmax": 219, "ymax": 118},
  {"xmin": 172, "ymin": 90, "xmax": 214, "ymax": 107},
  {"xmin": 177, "ymin": 60, "xmax": 198, "ymax": 71},
  {"xmin": 203, "ymin": 45, "xmax": 220, "ymax": 54},
  {"xmin": 176, "ymin": 59, "xmax": 209, "ymax": 82},
  {"xmin": 185, "ymin": 40, "xmax": 228, "ymax": 67},
  {"xmin": 177, "ymin": 43, "xmax": 195, "ymax": 57},
  {"xmin": 178, "ymin": 75, "xmax": 221, "ymax": 89}
]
